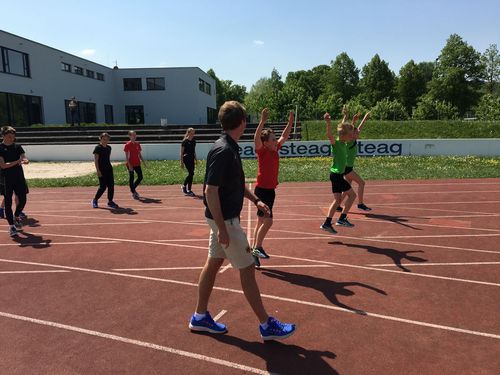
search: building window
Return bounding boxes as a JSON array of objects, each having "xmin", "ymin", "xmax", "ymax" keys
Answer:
[
  {"xmin": 0, "ymin": 91, "xmax": 43, "ymax": 126},
  {"xmin": 96, "ymin": 72, "xmax": 105, "ymax": 81},
  {"xmin": 207, "ymin": 107, "xmax": 217, "ymax": 124},
  {"xmin": 61, "ymin": 62, "xmax": 71, "ymax": 72},
  {"xmin": 146, "ymin": 77, "xmax": 165, "ymax": 90},
  {"xmin": 104, "ymin": 104, "xmax": 114, "ymax": 124},
  {"xmin": 1, "ymin": 46, "xmax": 31, "ymax": 77},
  {"xmin": 125, "ymin": 106, "xmax": 145, "ymax": 124},
  {"xmin": 74, "ymin": 66, "xmax": 83, "ymax": 75},
  {"xmin": 64, "ymin": 100, "xmax": 96, "ymax": 124},
  {"xmin": 198, "ymin": 78, "xmax": 211, "ymax": 95},
  {"xmin": 86, "ymin": 69, "xmax": 95, "ymax": 79},
  {"xmin": 123, "ymin": 78, "xmax": 142, "ymax": 91}
]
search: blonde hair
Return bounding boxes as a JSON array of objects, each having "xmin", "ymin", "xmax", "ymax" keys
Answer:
[
  {"xmin": 128, "ymin": 130, "xmax": 136, "ymax": 137},
  {"xmin": 260, "ymin": 128, "xmax": 275, "ymax": 142},
  {"xmin": 183, "ymin": 127, "xmax": 195, "ymax": 141}
]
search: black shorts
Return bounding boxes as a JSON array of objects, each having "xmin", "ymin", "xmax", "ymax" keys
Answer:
[
  {"xmin": 344, "ymin": 166, "xmax": 354, "ymax": 175},
  {"xmin": 254, "ymin": 186, "xmax": 275, "ymax": 218},
  {"xmin": 330, "ymin": 172, "xmax": 351, "ymax": 194}
]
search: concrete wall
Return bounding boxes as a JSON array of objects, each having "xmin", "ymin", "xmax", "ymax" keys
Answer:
[{"xmin": 23, "ymin": 139, "xmax": 500, "ymax": 162}]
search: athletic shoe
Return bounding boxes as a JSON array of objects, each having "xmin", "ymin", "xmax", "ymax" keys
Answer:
[
  {"xmin": 18, "ymin": 211, "xmax": 27, "ymax": 219},
  {"xmin": 92, "ymin": 199, "xmax": 98, "ymax": 209},
  {"xmin": 336, "ymin": 206, "xmax": 343, "ymax": 212},
  {"xmin": 187, "ymin": 190, "xmax": 195, "ymax": 197},
  {"xmin": 320, "ymin": 223, "xmax": 337, "ymax": 234},
  {"xmin": 336, "ymin": 218, "xmax": 354, "ymax": 227},
  {"xmin": 107, "ymin": 201, "xmax": 119, "ymax": 209},
  {"xmin": 14, "ymin": 217, "xmax": 23, "ymax": 230},
  {"xmin": 260, "ymin": 317, "xmax": 296, "ymax": 341},
  {"xmin": 9, "ymin": 225, "xmax": 18, "ymax": 237},
  {"xmin": 0, "ymin": 207, "xmax": 5, "ymax": 219},
  {"xmin": 254, "ymin": 256, "xmax": 261, "ymax": 269},
  {"xmin": 181, "ymin": 185, "xmax": 188, "ymax": 195},
  {"xmin": 133, "ymin": 192, "xmax": 140, "ymax": 200},
  {"xmin": 252, "ymin": 247, "xmax": 270, "ymax": 259},
  {"xmin": 188, "ymin": 311, "xmax": 228, "ymax": 334},
  {"xmin": 357, "ymin": 203, "xmax": 372, "ymax": 211}
]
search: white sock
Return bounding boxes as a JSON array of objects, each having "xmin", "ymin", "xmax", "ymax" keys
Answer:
[
  {"xmin": 194, "ymin": 312, "xmax": 206, "ymax": 320},
  {"xmin": 260, "ymin": 321, "xmax": 269, "ymax": 330}
]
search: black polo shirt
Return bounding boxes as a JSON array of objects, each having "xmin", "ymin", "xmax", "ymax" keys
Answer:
[
  {"xmin": 181, "ymin": 139, "xmax": 196, "ymax": 159},
  {"xmin": 204, "ymin": 133, "xmax": 245, "ymax": 220},
  {"xmin": 0, "ymin": 143, "xmax": 26, "ymax": 181},
  {"xmin": 93, "ymin": 144, "xmax": 113, "ymax": 172}
]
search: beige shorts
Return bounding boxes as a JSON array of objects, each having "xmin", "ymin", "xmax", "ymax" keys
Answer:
[{"xmin": 206, "ymin": 217, "xmax": 254, "ymax": 269}]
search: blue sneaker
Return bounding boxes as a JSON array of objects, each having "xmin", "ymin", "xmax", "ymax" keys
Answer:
[
  {"xmin": 92, "ymin": 199, "xmax": 98, "ymax": 209},
  {"xmin": 107, "ymin": 201, "xmax": 119, "ymax": 209},
  {"xmin": 251, "ymin": 247, "xmax": 270, "ymax": 259},
  {"xmin": 189, "ymin": 312, "xmax": 227, "ymax": 334},
  {"xmin": 0, "ymin": 207, "xmax": 5, "ymax": 219},
  {"xmin": 260, "ymin": 317, "xmax": 296, "ymax": 341}
]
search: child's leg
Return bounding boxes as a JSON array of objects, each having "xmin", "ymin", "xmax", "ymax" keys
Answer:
[
  {"xmin": 1, "ymin": 198, "xmax": 4, "ymax": 208},
  {"xmin": 13, "ymin": 189, "xmax": 27, "ymax": 218},
  {"xmin": 3, "ymin": 185, "xmax": 15, "ymax": 226},
  {"xmin": 14, "ymin": 193, "xmax": 19, "ymax": 206},
  {"xmin": 252, "ymin": 215, "xmax": 264, "ymax": 248},
  {"xmin": 95, "ymin": 177, "xmax": 107, "ymax": 201},
  {"xmin": 255, "ymin": 217, "xmax": 273, "ymax": 248},
  {"xmin": 133, "ymin": 166, "xmax": 143, "ymax": 191},
  {"xmin": 128, "ymin": 169, "xmax": 135, "ymax": 193},
  {"xmin": 341, "ymin": 188, "xmax": 356, "ymax": 215},
  {"xmin": 348, "ymin": 171, "xmax": 366, "ymax": 204},
  {"xmin": 107, "ymin": 173, "xmax": 115, "ymax": 202},
  {"xmin": 327, "ymin": 192, "xmax": 342, "ymax": 218}
]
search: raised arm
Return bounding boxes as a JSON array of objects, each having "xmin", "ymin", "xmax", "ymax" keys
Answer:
[
  {"xmin": 254, "ymin": 108, "xmax": 269, "ymax": 151},
  {"xmin": 278, "ymin": 110, "xmax": 294, "ymax": 146},
  {"xmin": 357, "ymin": 111, "xmax": 371, "ymax": 135},
  {"xmin": 324, "ymin": 113, "xmax": 335, "ymax": 145},
  {"xmin": 351, "ymin": 113, "xmax": 361, "ymax": 127},
  {"xmin": 341, "ymin": 105, "xmax": 349, "ymax": 123}
]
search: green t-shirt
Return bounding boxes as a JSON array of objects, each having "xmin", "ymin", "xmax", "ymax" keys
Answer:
[
  {"xmin": 330, "ymin": 138, "xmax": 347, "ymax": 174},
  {"xmin": 346, "ymin": 140, "xmax": 357, "ymax": 167}
]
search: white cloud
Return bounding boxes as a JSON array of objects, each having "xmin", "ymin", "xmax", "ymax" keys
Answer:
[
  {"xmin": 80, "ymin": 49, "xmax": 96, "ymax": 57},
  {"xmin": 253, "ymin": 40, "xmax": 264, "ymax": 46}
]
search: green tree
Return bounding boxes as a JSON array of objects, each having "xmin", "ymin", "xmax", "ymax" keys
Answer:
[
  {"xmin": 428, "ymin": 34, "xmax": 484, "ymax": 115},
  {"xmin": 328, "ymin": 52, "xmax": 359, "ymax": 101},
  {"xmin": 371, "ymin": 98, "xmax": 409, "ymax": 120},
  {"xmin": 359, "ymin": 54, "xmax": 396, "ymax": 106},
  {"xmin": 244, "ymin": 69, "xmax": 287, "ymax": 121},
  {"xmin": 475, "ymin": 94, "xmax": 500, "ymax": 120},
  {"xmin": 412, "ymin": 94, "xmax": 459, "ymax": 120},
  {"xmin": 207, "ymin": 68, "xmax": 247, "ymax": 108},
  {"xmin": 397, "ymin": 60, "xmax": 433, "ymax": 113},
  {"xmin": 481, "ymin": 44, "xmax": 499, "ymax": 95}
]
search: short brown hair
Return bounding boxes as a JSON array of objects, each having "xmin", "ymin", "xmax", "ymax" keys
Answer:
[
  {"xmin": 337, "ymin": 122, "xmax": 354, "ymax": 137},
  {"xmin": 218, "ymin": 101, "xmax": 246, "ymax": 130},
  {"xmin": 1, "ymin": 126, "xmax": 16, "ymax": 136},
  {"xmin": 99, "ymin": 132, "xmax": 110, "ymax": 140},
  {"xmin": 260, "ymin": 128, "xmax": 274, "ymax": 142}
]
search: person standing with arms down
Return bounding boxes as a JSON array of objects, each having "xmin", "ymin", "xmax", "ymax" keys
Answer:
[
  {"xmin": 124, "ymin": 130, "xmax": 146, "ymax": 200},
  {"xmin": 92, "ymin": 133, "xmax": 118, "ymax": 209},
  {"xmin": 180, "ymin": 127, "xmax": 197, "ymax": 196},
  {"xmin": 189, "ymin": 101, "xmax": 296, "ymax": 341},
  {"xmin": 68, "ymin": 97, "xmax": 79, "ymax": 126}
]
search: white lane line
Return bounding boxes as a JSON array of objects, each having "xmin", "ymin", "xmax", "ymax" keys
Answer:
[
  {"xmin": 13, "ymin": 230, "xmax": 500, "ymax": 284},
  {"xmin": 364, "ymin": 234, "xmax": 500, "ymax": 239},
  {"xmin": 0, "ymin": 241, "xmax": 119, "ymax": 247},
  {"xmin": 369, "ymin": 261, "xmax": 500, "ymax": 267},
  {"xmin": 0, "ymin": 311, "xmax": 266, "ymax": 375},
  {"xmin": 213, "ymin": 310, "xmax": 227, "ymax": 322},
  {"xmin": 280, "ymin": 190, "xmax": 500, "ymax": 197},
  {"xmin": 114, "ymin": 264, "xmax": 333, "ymax": 272},
  {"xmin": 1, "ymin": 258, "xmax": 499, "ymax": 340},
  {"xmin": 371, "ymin": 200, "xmax": 500, "ymax": 207},
  {"xmin": 218, "ymin": 264, "xmax": 232, "ymax": 274},
  {"xmin": 0, "ymin": 270, "xmax": 70, "ymax": 274},
  {"xmin": 247, "ymin": 183, "xmax": 253, "ymax": 241}
]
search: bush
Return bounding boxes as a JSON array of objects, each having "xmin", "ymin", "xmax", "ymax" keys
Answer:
[
  {"xmin": 475, "ymin": 94, "xmax": 500, "ymax": 120},
  {"xmin": 345, "ymin": 95, "xmax": 369, "ymax": 115},
  {"xmin": 371, "ymin": 98, "xmax": 409, "ymax": 120},
  {"xmin": 412, "ymin": 95, "xmax": 459, "ymax": 120}
]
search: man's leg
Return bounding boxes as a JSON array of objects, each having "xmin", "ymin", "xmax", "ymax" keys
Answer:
[
  {"xmin": 239, "ymin": 264, "xmax": 268, "ymax": 323},
  {"xmin": 195, "ymin": 257, "xmax": 224, "ymax": 314}
]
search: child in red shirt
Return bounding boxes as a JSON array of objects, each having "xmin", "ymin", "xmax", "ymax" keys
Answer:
[
  {"xmin": 252, "ymin": 108, "xmax": 294, "ymax": 268},
  {"xmin": 124, "ymin": 130, "xmax": 146, "ymax": 199}
]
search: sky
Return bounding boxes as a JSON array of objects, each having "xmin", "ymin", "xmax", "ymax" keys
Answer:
[{"xmin": 1, "ymin": 0, "xmax": 499, "ymax": 89}]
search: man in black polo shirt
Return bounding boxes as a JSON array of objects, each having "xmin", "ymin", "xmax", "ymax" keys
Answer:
[{"xmin": 188, "ymin": 101, "xmax": 296, "ymax": 341}]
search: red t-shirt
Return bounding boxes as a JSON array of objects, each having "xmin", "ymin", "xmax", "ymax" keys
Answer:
[
  {"xmin": 256, "ymin": 144, "xmax": 281, "ymax": 189},
  {"xmin": 124, "ymin": 141, "xmax": 142, "ymax": 167}
]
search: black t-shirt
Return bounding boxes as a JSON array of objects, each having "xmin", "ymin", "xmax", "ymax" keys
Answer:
[
  {"xmin": 204, "ymin": 133, "xmax": 245, "ymax": 220},
  {"xmin": 182, "ymin": 139, "xmax": 196, "ymax": 159},
  {"xmin": 93, "ymin": 144, "xmax": 113, "ymax": 172},
  {"xmin": 0, "ymin": 143, "xmax": 26, "ymax": 180}
]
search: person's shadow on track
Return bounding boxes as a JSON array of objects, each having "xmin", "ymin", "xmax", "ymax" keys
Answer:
[
  {"xmin": 25, "ymin": 217, "xmax": 41, "ymax": 227},
  {"xmin": 361, "ymin": 212, "xmax": 422, "ymax": 230},
  {"xmin": 330, "ymin": 241, "xmax": 427, "ymax": 272},
  {"xmin": 137, "ymin": 197, "xmax": 162, "ymax": 204},
  {"xmin": 12, "ymin": 232, "xmax": 52, "ymax": 249},
  {"xmin": 261, "ymin": 269, "xmax": 386, "ymax": 315},
  {"xmin": 200, "ymin": 333, "xmax": 338, "ymax": 375},
  {"xmin": 106, "ymin": 207, "xmax": 138, "ymax": 215}
]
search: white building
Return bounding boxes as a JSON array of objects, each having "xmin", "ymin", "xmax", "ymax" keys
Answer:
[{"xmin": 0, "ymin": 30, "xmax": 217, "ymax": 126}]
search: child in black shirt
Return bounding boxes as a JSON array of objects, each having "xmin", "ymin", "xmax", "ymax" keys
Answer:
[{"xmin": 92, "ymin": 133, "xmax": 118, "ymax": 209}]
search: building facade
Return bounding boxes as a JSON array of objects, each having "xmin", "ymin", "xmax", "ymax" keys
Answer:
[{"xmin": 0, "ymin": 30, "xmax": 217, "ymax": 126}]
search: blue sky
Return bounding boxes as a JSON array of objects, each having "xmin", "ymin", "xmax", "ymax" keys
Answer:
[{"xmin": 2, "ymin": 0, "xmax": 499, "ymax": 89}]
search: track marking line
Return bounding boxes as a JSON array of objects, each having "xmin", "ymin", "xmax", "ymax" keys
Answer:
[
  {"xmin": 219, "ymin": 264, "xmax": 232, "ymax": 274},
  {"xmin": 247, "ymin": 183, "xmax": 253, "ymax": 241},
  {"xmin": 113, "ymin": 264, "xmax": 332, "ymax": 272},
  {"xmin": 0, "ymin": 241, "xmax": 119, "ymax": 247},
  {"xmin": 0, "ymin": 270, "xmax": 70, "ymax": 274},
  {"xmin": 369, "ymin": 261, "xmax": 500, "ymax": 267},
  {"xmin": 0, "ymin": 311, "xmax": 267, "ymax": 374},
  {"xmin": 213, "ymin": 310, "xmax": 227, "ymax": 322},
  {"xmin": 1, "ymin": 258, "xmax": 499, "ymax": 340},
  {"xmin": 364, "ymin": 234, "xmax": 500, "ymax": 239}
]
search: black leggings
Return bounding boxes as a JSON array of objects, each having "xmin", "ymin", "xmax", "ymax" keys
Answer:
[
  {"xmin": 2, "ymin": 179, "xmax": 28, "ymax": 226},
  {"xmin": 183, "ymin": 157, "xmax": 195, "ymax": 190},
  {"xmin": 129, "ymin": 166, "xmax": 143, "ymax": 193},
  {"xmin": 95, "ymin": 170, "xmax": 114, "ymax": 202}
]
